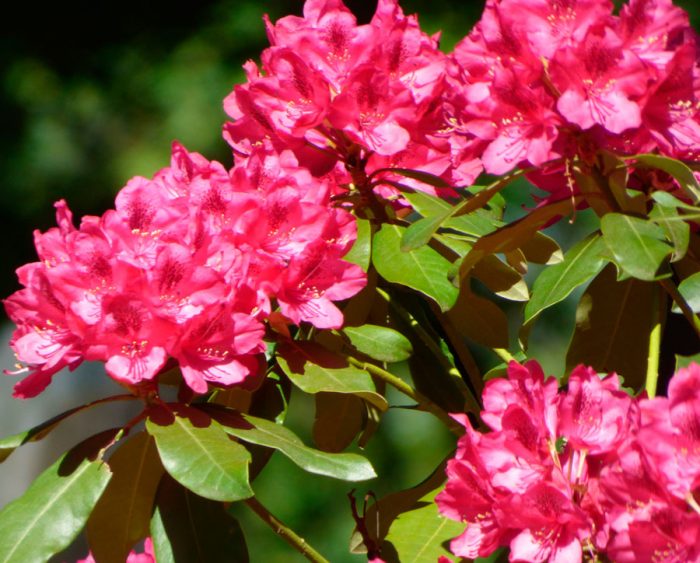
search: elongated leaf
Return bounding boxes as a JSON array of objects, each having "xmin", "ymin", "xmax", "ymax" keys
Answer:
[
  {"xmin": 525, "ymin": 234, "xmax": 607, "ymax": 323},
  {"xmin": 342, "ymin": 324, "xmax": 413, "ymax": 363},
  {"xmin": 379, "ymin": 167, "xmax": 454, "ymax": 189},
  {"xmin": 676, "ymin": 352, "xmax": 700, "ymax": 370},
  {"xmin": 313, "ymin": 392, "xmax": 365, "ymax": 453},
  {"xmin": 652, "ymin": 191, "xmax": 700, "ymax": 211},
  {"xmin": 472, "ymin": 255, "xmax": 529, "ymax": 302},
  {"xmin": 0, "ymin": 394, "xmax": 135, "ymax": 463},
  {"xmin": 650, "ymin": 204, "xmax": 690, "ymax": 262},
  {"xmin": 0, "ymin": 430, "xmax": 115, "ymax": 563},
  {"xmin": 87, "ymin": 432, "xmax": 164, "ymax": 563},
  {"xmin": 567, "ymin": 265, "xmax": 660, "ymax": 389},
  {"xmin": 211, "ymin": 409, "xmax": 376, "ymax": 481},
  {"xmin": 633, "ymin": 154, "xmax": 700, "ymax": 203},
  {"xmin": 677, "ymin": 271, "xmax": 700, "ymax": 313},
  {"xmin": 276, "ymin": 342, "xmax": 389, "ymax": 411},
  {"xmin": 150, "ymin": 475, "xmax": 248, "ymax": 563},
  {"xmin": 520, "ymin": 232, "xmax": 564, "ymax": 265},
  {"xmin": 601, "ymin": 213, "xmax": 673, "ymax": 280},
  {"xmin": 446, "ymin": 286, "xmax": 509, "ymax": 349},
  {"xmin": 383, "ymin": 488, "xmax": 463, "ymax": 563},
  {"xmin": 146, "ymin": 405, "xmax": 252, "ymax": 502},
  {"xmin": 401, "ymin": 213, "xmax": 450, "ymax": 251},
  {"xmin": 373, "ymin": 224, "xmax": 458, "ymax": 311},
  {"xmin": 344, "ymin": 218, "xmax": 372, "ymax": 271}
]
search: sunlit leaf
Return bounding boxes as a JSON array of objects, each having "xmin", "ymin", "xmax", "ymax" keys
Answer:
[
  {"xmin": 677, "ymin": 271, "xmax": 700, "ymax": 313},
  {"xmin": 601, "ymin": 213, "xmax": 673, "ymax": 280},
  {"xmin": 86, "ymin": 432, "xmax": 164, "ymax": 563},
  {"xmin": 401, "ymin": 213, "xmax": 450, "ymax": 251},
  {"xmin": 525, "ymin": 234, "xmax": 607, "ymax": 324},
  {"xmin": 676, "ymin": 352, "xmax": 700, "ymax": 370},
  {"xmin": 649, "ymin": 204, "xmax": 690, "ymax": 262},
  {"xmin": 276, "ymin": 342, "xmax": 389, "ymax": 412},
  {"xmin": 373, "ymin": 224, "xmax": 458, "ymax": 311},
  {"xmin": 632, "ymin": 154, "xmax": 700, "ymax": 203},
  {"xmin": 150, "ymin": 475, "xmax": 248, "ymax": 563},
  {"xmin": 146, "ymin": 405, "xmax": 252, "ymax": 502},
  {"xmin": 342, "ymin": 324, "xmax": 413, "ymax": 363},
  {"xmin": 344, "ymin": 218, "xmax": 372, "ymax": 271},
  {"xmin": 0, "ymin": 430, "xmax": 115, "ymax": 563},
  {"xmin": 211, "ymin": 409, "xmax": 376, "ymax": 482}
]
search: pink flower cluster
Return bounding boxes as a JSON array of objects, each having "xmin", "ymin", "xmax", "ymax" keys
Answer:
[
  {"xmin": 437, "ymin": 361, "xmax": 700, "ymax": 562},
  {"xmin": 223, "ymin": 0, "xmax": 482, "ymax": 195},
  {"xmin": 450, "ymin": 0, "xmax": 700, "ymax": 196},
  {"xmin": 3, "ymin": 144, "xmax": 365, "ymax": 398},
  {"xmin": 77, "ymin": 538, "xmax": 155, "ymax": 563}
]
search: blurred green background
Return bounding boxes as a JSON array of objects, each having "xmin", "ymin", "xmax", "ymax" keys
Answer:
[{"xmin": 1, "ymin": 1, "xmax": 699, "ymax": 561}]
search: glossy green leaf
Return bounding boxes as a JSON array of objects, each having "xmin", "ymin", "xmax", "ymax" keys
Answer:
[
  {"xmin": 146, "ymin": 405, "xmax": 252, "ymax": 502},
  {"xmin": 313, "ymin": 392, "xmax": 365, "ymax": 453},
  {"xmin": 676, "ymin": 352, "xmax": 700, "ymax": 370},
  {"xmin": 652, "ymin": 191, "xmax": 700, "ymax": 211},
  {"xmin": 525, "ymin": 234, "xmax": 607, "ymax": 323},
  {"xmin": 401, "ymin": 212, "xmax": 450, "ymax": 251},
  {"xmin": 0, "ymin": 430, "xmax": 115, "ymax": 563},
  {"xmin": 212, "ymin": 409, "xmax": 376, "ymax": 481},
  {"xmin": 276, "ymin": 342, "xmax": 389, "ymax": 411},
  {"xmin": 373, "ymin": 224, "xmax": 458, "ymax": 311},
  {"xmin": 0, "ymin": 394, "xmax": 135, "ymax": 464},
  {"xmin": 342, "ymin": 324, "xmax": 413, "ymax": 363},
  {"xmin": 383, "ymin": 488, "xmax": 463, "ymax": 563},
  {"xmin": 650, "ymin": 204, "xmax": 690, "ymax": 262},
  {"xmin": 633, "ymin": 154, "xmax": 700, "ymax": 203},
  {"xmin": 344, "ymin": 218, "xmax": 372, "ymax": 271},
  {"xmin": 567, "ymin": 265, "xmax": 661, "ymax": 390},
  {"xmin": 87, "ymin": 432, "xmax": 164, "ymax": 563},
  {"xmin": 677, "ymin": 271, "xmax": 700, "ymax": 313},
  {"xmin": 601, "ymin": 213, "xmax": 673, "ymax": 280},
  {"xmin": 150, "ymin": 475, "xmax": 248, "ymax": 563}
]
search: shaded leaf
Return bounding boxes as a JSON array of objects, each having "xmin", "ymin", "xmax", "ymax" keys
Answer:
[
  {"xmin": 566, "ymin": 265, "xmax": 661, "ymax": 390},
  {"xmin": 383, "ymin": 488, "xmax": 463, "ymax": 563},
  {"xmin": 601, "ymin": 213, "xmax": 673, "ymax": 280},
  {"xmin": 344, "ymin": 218, "xmax": 372, "ymax": 271},
  {"xmin": 525, "ymin": 234, "xmax": 607, "ymax": 324},
  {"xmin": 378, "ymin": 168, "xmax": 454, "ymax": 189},
  {"xmin": 0, "ymin": 395, "xmax": 135, "ymax": 464},
  {"xmin": 472, "ymin": 255, "xmax": 529, "ymax": 302},
  {"xmin": 146, "ymin": 405, "xmax": 252, "ymax": 502},
  {"xmin": 342, "ymin": 324, "xmax": 413, "ymax": 363},
  {"xmin": 520, "ymin": 232, "xmax": 564, "ymax": 265},
  {"xmin": 0, "ymin": 430, "xmax": 115, "ymax": 563},
  {"xmin": 677, "ymin": 271, "xmax": 700, "ymax": 313},
  {"xmin": 86, "ymin": 432, "xmax": 164, "ymax": 563},
  {"xmin": 650, "ymin": 204, "xmax": 690, "ymax": 262},
  {"xmin": 276, "ymin": 341, "xmax": 389, "ymax": 411},
  {"xmin": 446, "ymin": 286, "xmax": 509, "ymax": 349},
  {"xmin": 150, "ymin": 474, "xmax": 248, "ymax": 563},
  {"xmin": 373, "ymin": 224, "xmax": 459, "ymax": 311},
  {"xmin": 313, "ymin": 392, "xmax": 365, "ymax": 453},
  {"xmin": 633, "ymin": 154, "xmax": 700, "ymax": 203},
  {"xmin": 212, "ymin": 409, "xmax": 376, "ymax": 482}
]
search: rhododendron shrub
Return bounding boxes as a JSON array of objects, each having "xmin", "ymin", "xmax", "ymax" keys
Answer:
[{"xmin": 1, "ymin": 0, "xmax": 700, "ymax": 561}]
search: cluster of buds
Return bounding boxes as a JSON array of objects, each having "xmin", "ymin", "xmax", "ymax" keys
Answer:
[
  {"xmin": 3, "ymin": 144, "xmax": 365, "ymax": 397},
  {"xmin": 437, "ymin": 361, "xmax": 700, "ymax": 562}
]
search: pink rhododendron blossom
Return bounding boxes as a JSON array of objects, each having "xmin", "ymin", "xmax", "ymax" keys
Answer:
[
  {"xmin": 77, "ymin": 538, "xmax": 155, "ymax": 563},
  {"xmin": 4, "ymin": 143, "xmax": 365, "ymax": 397},
  {"xmin": 438, "ymin": 361, "xmax": 700, "ymax": 562}
]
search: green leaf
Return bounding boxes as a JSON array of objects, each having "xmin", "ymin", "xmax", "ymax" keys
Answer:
[
  {"xmin": 0, "ymin": 430, "xmax": 115, "ymax": 563},
  {"xmin": 383, "ymin": 488, "xmax": 463, "ymax": 563},
  {"xmin": 472, "ymin": 255, "xmax": 529, "ymax": 302},
  {"xmin": 632, "ymin": 154, "xmax": 700, "ymax": 203},
  {"xmin": 677, "ymin": 271, "xmax": 700, "ymax": 313},
  {"xmin": 342, "ymin": 324, "xmax": 413, "ymax": 363},
  {"xmin": 525, "ymin": 234, "xmax": 607, "ymax": 324},
  {"xmin": 313, "ymin": 392, "xmax": 365, "ymax": 453},
  {"xmin": 652, "ymin": 191, "xmax": 700, "ymax": 211},
  {"xmin": 446, "ymin": 286, "xmax": 509, "ymax": 349},
  {"xmin": 520, "ymin": 232, "xmax": 564, "ymax": 265},
  {"xmin": 401, "ymin": 213, "xmax": 450, "ymax": 251},
  {"xmin": 344, "ymin": 218, "xmax": 372, "ymax": 271},
  {"xmin": 676, "ymin": 352, "xmax": 700, "ymax": 370},
  {"xmin": 567, "ymin": 265, "xmax": 662, "ymax": 390},
  {"xmin": 372, "ymin": 224, "xmax": 458, "ymax": 311},
  {"xmin": 650, "ymin": 204, "xmax": 690, "ymax": 262},
  {"xmin": 0, "ymin": 394, "xmax": 135, "ymax": 464},
  {"xmin": 146, "ymin": 405, "xmax": 252, "ymax": 502},
  {"xmin": 276, "ymin": 341, "xmax": 389, "ymax": 412},
  {"xmin": 150, "ymin": 475, "xmax": 248, "ymax": 563},
  {"xmin": 86, "ymin": 432, "xmax": 164, "ymax": 563},
  {"xmin": 377, "ymin": 168, "xmax": 454, "ymax": 189},
  {"xmin": 211, "ymin": 409, "xmax": 376, "ymax": 482},
  {"xmin": 601, "ymin": 213, "xmax": 673, "ymax": 281}
]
